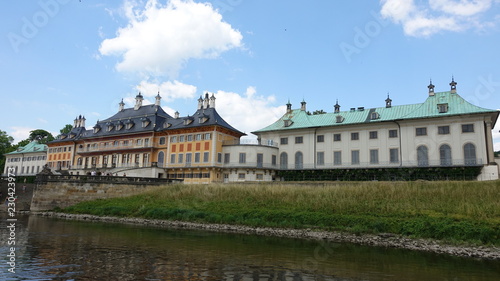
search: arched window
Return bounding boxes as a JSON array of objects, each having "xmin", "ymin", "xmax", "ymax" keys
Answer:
[
  {"xmin": 77, "ymin": 157, "xmax": 83, "ymax": 166},
  {"xmin": 280, "ymin": 152, "xmax": 288, "ymax": 170},
  {"xmin": 417, "ymin": 146, "xmax": 428, "ymax": 166},
  {"xmin": 295, "ymin": 151, "xmax": 303, "ymax": 169},
  {"xmin": 440, "ymin": 144, "xmax": 452, "ymax": 166},
  {"xmin": 158, "ymin": 151, "xmax": 165, "ymax": 167},
  {"xmin": 464, "ymin": 143, "xmax": 476, "ymax": 165},
  {"xmin": 159, "ymin": 137, "xmax": 166, "ymax": 145}
]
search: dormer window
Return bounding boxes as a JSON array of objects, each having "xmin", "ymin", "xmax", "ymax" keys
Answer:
[
  {"xmin": 336, "ymin": 115, "xmax": 344, "ymax": 123},
  {"xmin": 163, "ymin": 122, "xmax": 171, "ymax": 129},
  {"xmin": 106, "ymin": 122, "xmax": 114, "ymax": 132},
  {"xmin": 60, "ymin": 134, "xmax": 67, "ymax": 139},
  {"xmin": 438, "ymin": 103, "xmax": 448, "ymax": 113},
  {"xmin": 184, "ymin": 117, "xmax": 194, "ymax": 125},
  {"xmin": 116, "ymin": 121, "xmax": 124, "ymax": 131},
  {"xmin": 370, "ymin": 112, "xmax": 380, "ymax": 120},
  {"xmin": 93, "ymin": 125, "xmax": 101, "ymax": 134},
  {"xmin": 284, "ymin": 119, "xmax": 293, "ymax": 127},
  {"xmin": 125, "ymin": 119, "xmax": 134, "ymax": 130},
  {"xmin": 69, "ymin": 134, "xmax": 75, "ymax": 138},
  {"xmin": 141, "ymin": 117, "xmax": 151, "ymax": 128},
  {"xmin": 199, "ymin": 115, "xmax": 209, "ymax": 123}
]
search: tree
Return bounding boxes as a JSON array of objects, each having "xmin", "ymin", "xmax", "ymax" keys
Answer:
[
  {"xmin": 60, "ymin": 124, "xmax": 73, "ymax": 135},
  {"xmin": 29, "ymin": 129, "xmax": 54, "ymax": 144},
  {"xmin": 0, "ymin": 130, "xmax": 14, "ymax": 173},
  {"xmin": 312, "ymin": 110, "xmax": 327, "ymax": 115}
]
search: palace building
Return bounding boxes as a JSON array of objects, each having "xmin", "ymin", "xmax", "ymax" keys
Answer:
[
  {"xmin": 3, "ymin": 140, "xmax": 48, "ymax": 176},
  {"xmin": 44, "ymin": 79, "xmax": 499, "ymax": 182},
  {"xmin": 252, "ymin": 79, "xmax": 500, "ymax": 181}
]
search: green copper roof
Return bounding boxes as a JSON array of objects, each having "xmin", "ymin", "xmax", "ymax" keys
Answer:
[
  {"xmin": 253, "ymin": 91, "xmax": 499, "ymax": 133},
  {"xmin": 5, "ymin": 140, "xmax": 47, "ymax": 155}
]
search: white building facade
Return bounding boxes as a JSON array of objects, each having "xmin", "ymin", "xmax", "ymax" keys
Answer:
[
  {"xmin": 252, "ymin": 80, "xmax": 499, "ymax": 181},
  {"xmin": 3, "ymin": 141, "xmax": 48, "ymax": 176}
]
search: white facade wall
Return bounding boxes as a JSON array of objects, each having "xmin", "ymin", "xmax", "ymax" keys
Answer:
[
  {"xmin": 221, "ymin": 144, "xmax": 278, "ymax": 182},
  {"xmin": 4, "ymin": 153, "xmax": 47, "ymax": 176}
]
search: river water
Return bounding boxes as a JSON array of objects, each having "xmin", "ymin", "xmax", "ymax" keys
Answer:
[{"xmin": 1, "ymin": 214, "xmax": 499, "ymax": 280}]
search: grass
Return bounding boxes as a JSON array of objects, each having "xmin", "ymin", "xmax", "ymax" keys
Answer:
[{"xmin": 62, "ymin": 181, "xmax": 500, "ymax": 245}]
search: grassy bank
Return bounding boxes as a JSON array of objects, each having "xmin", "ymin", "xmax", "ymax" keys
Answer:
[{"xmin": 62, "ymin": 181, "xmax": 500, "ymax": 246}]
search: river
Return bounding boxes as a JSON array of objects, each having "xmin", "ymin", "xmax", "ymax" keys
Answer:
[{"xmin": 1, "ymin": 214, "xmax": 499, "ymax": 280}]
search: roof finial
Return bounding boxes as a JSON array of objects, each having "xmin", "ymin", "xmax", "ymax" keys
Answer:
[{"xmin": 449, "ymin": 76, "xmax": 457, "ymax": 93}]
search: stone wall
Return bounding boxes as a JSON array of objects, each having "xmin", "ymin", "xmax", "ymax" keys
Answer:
[{"xmin": 31, "ymin": 176, "xmax": 175, "ymax": 211}]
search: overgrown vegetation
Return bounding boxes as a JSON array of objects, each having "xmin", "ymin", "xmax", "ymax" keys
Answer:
[{"xmin": 62, "ymin": 181, "xmax": 500, "ymax": 245}]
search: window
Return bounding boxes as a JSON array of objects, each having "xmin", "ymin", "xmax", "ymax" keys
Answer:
[
  {"xmin": 280, "ymin": 152, "xmax": 288, "ymax": 169},
  {"xmin": 334, "ymin": 151, "xmax": 342, "ymax": 165},
  {"xmin": 389, "ymin": 129, "xmax": 398, "ymax": 138},
  {"xmin": 159, "ymin": 137, "xmax": 166, "ymax": 145},
  {"xmin": 336, "ymin": 115, "xmax": 344, "ymax": 123},
  {"xmin": 186, "ymin": 153, "xmax": 192, "ymax": 164},
  {"xmin": 284, "ymin": 120, "xmax": 293, "ymax": 127},
  {"xmin": 257, "ymin": 153, "xmax": 264, "ymax": 168},
  {"xmin": 196, "ymin": 134, "xmax": 202, "ymax": 141},
  {"xmin": 217, "ymin": 153, "xmax": 222, "ymax": 163},
  {"xmin": 416, "ymin": 127, "xmax": 427, "ymax": 136},
  {"xmin": 440, "ymin": 144, "xmax": 452, "ymax": 166},
  {"xmin": 272, "ymin": 155, "xmax": 277, "ymax": 166},
  {"xmin": 179, "ymin": 135, "xmax": 185, "ymax": 142},
  {"xmin": 370, "ymin": 149, "xmax": 379, "ymax": 164},
  {"xmin": 370, "ymin": 112, "xmax": 380, "ymax": 120},
  {"xmin": 158, "ymin": 152, "xmax": 164, "ymax": 166},
  {"xmin": 295, "ymin": 152, "xmax": 303, "ymax": 169},
  {"xmin": 280, "ymin": 137, "xmax": 288, "ymax": 145},
  {"xmin": 195, "ymin": 152, "xmax": 200, "ymax": 163},
  {"xmin": 351, "ymin": 150, "xmax": 360, "ymax": 165},
  {"xmin": 351, "ymin": 132, "xmax": 359, "ymax": 140},
  {"xmin": 462, "ymin": 124, "xmax": 474, "ymax": 133},
  {"xmin": 238, "ymin": 173, "xmax": 245, "ymax": 179},
  {"xmin": 317, "ymin": 152, "xmax": 324, "ymax": 166},
  {"xmin": 317, "ymin": 135, "xmax": 324, "ymax": 143},
  {"xmin": 333, "ymin": 134, "xmax": 341, "ymax": 142},
  {"xmin": 203, "ymin": 152, "xmax": 209, "ymax": 163},
  {"xmin": 224, "ymin": 153, "xmax": 230, "ymax": 164},
  {"xmin": 178, "ymin": 154, "xmax": 184, "ymax": 164},
  {"xmin": 369, "ymin": 131, "xmax": 378, "ymax": 139},
  {"xmin": 417, "ymin": 146, "xmax": 428, "ymax": 166},
  {"xmin": 295, "ymin": 136, "xmax": 303, "ymax": 144},
  {"xmin": 144, "ymin": 138, "xmax": 149, "ymax": 146},
  {"xmin": 239, "ymin": 153, "xmax": 246, "ymax": 164},
  {"xmin": 204, "ymin": 133, "xmax": 211, "ymax": 140},
  {"xmin": 187, "ymin": 135, "xmax": 193, "ymax": 141},
  {"xmin": 390, "ymin": 148, "xmax": 399, "ymax": 163},
  {"xmin": 136, "ymin": 139, "xmax": 142, "ymax": 145},
  {"xmin": 170, "ymin": 136, "xmax": 177, "ymax": 143},
  {"xmin": 438, "ymin": 126, "xmax": 450, "ymax": 135},
  {"xmin": 438, "ymin": 103, "xmax": 448, "ymax": 113},
  {"xmin": 256, "ymin": 174, "xmax": 264, "ymax": 180},
  {"xmin": 464, "ymin": 143, "xmax": 476, "ymax": 165}
]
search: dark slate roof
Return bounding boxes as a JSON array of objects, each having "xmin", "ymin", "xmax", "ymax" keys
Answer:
[
  {"xmin": 160, "ymin": 107, "xmax": 245, "ymax": 136},
  {"xmin": 86, "ymin": 104, "xmax": 171, "ymax": 138},
  {"xmin": 49, "ymin": 126, "xmax": 88, "ymax": 143}
]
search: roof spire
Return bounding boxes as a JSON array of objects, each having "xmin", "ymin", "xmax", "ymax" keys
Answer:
[
  {"xmin": 334, "ymin": 99, "xmax": 341, "ymax": 113},
  {"xmin": 155, "ymin": 92, "xmax": 161, "ymax": 106},
  {"xmin": 286, "ymin": 99, "xmax": 292, "ymax": 114},
  {"xmin": 428, "ymin": 79, "xmax": 435, "ymax": 96},
  {"xmin": 385, "ymin": 93, "xmax": 392, "ymax": 108}
]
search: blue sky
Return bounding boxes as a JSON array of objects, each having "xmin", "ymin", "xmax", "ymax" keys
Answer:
[{"xmin": 1, "ymin": 0, "xmax": 500, "ymax": 149}]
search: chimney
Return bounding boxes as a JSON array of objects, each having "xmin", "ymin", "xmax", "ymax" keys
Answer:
[
  {"xmin": 334, "ymin": 100, "xmax": 340, "ymax": 113},
  {"xmin": 155, "ymin": 92, "xmax": 161, "ymax": 106},
  {"xmin": 428, "ymin": 80, "xmax": 435, "ymax": 96},
  {"xmin": 197, "ymin": 96, "xmax": 203, "ymax": 110},
  {"xmin": 119, "ymin": 99, "xmax": 125, "ymax": 111},
  {"xmin": 209, "ymin": 93, "xmax": 216, "ymax": 108},
  {"xmin": 134, "ymin": 93, "xmax": 143, "ymax": 110},
  {"xmin": 203, "ymin": 93, "xmax": 209, "ymax": 109},
  {"xmin": 175, "ymin": 111, "xmax": 180, "ymax": 119},
  {"xmin": 449, "ymin": 77, "xmax": 457, "ymax": 94}
]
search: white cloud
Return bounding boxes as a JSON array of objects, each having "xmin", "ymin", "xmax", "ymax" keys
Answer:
[
  {"xmin": 380, "ymin": 0, "xmax": 497, "ymax": 37},
  {"xmin": 99, "ymin": 0, "xmax": 243, "ymax": 78},
  {"xmin": 9, "ymin": 127, "xmax": 33, "ymax": 143},
  {"xmin": 214, "ymin": 87, "xmax": 286, "ymax": 138},
  {"xmin": 136, "ymin": 80, "xmax": 197, "ymax": 101}
]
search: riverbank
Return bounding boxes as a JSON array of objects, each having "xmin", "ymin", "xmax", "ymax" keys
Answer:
[
  {"xmin": 31, "ymin": 181, "xmax": 500, "ymax": 259},
  {"xmin": 32, "ymin": 211, "xmax": 500, "ymax": 260}
]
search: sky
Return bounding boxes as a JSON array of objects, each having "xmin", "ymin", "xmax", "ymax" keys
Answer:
[{"xmin": 1, "ymin": 0, "xmax": 500, "ymax": 149}]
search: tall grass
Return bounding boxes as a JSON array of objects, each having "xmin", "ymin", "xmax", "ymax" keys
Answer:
[{"xmin": 63, "ymin": 181, "xmax": 500, "ymax": 245}]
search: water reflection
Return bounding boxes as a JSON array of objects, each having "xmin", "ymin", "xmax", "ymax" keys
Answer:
[{"xmin": 1, "ymin": 214, "xmax": 499, "ymax": 280}]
